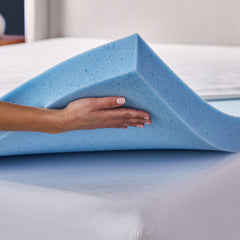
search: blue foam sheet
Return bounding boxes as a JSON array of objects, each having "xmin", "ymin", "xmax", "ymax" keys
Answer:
[{"xmin": 0, "ymin": 34, "xmax": 240, "ymax": 156}]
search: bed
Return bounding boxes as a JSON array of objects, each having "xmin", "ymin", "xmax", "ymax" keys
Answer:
[{"xmin": 0, "ymin": 37, "xmax": 240, "ymax": 240}]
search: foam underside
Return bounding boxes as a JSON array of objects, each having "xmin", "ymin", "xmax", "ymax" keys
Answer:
[{"xmin": 0, "ymin": 34, "xmax": 240, "ymax": 155}]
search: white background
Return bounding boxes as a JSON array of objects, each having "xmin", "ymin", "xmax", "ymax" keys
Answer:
[{"xmin": 25, "ymin": 0, "xmax": 240, "ymax": 45}]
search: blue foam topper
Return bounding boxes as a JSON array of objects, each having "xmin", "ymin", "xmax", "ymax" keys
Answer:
[{"xmin": 0, "ymin": 34, "xmax": 240, "ymax": 156}]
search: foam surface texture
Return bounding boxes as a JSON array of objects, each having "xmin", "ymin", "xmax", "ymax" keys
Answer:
[{"xmin": 1, "ymin": 34, "xmax": 240, "ymax": 155}]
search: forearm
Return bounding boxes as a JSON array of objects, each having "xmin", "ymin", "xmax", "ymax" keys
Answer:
[
  {"xmin": 0, "ymin": 101, "xmax": 61, "ymax": 133},
  {"xmin": 0, "ymin": 97, "xmax": 151, "ymax": 134}
]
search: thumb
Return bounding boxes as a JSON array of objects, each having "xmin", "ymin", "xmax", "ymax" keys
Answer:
[{"xmin": 92, "ymin": 97, "xmax": 125, "ymax": 110}]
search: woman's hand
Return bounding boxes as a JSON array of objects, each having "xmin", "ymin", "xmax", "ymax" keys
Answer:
[
  {"xmin": 57, "ymin": 97, "xmax": 151, "ymax": 132},
  {"xmin": 0, "ymin": 97, "xmax": 151, "ymax": 134}
]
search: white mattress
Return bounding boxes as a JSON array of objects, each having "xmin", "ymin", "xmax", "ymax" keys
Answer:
[
  {"xmin": 0, "ymin": 37, "xmax": 240, "ymax": 99},
  {"xmin": 0, "ymin": 151, "xmax": 240, "ymax": 240},
  {"xmin": 0, "ymin": 38, "xmax": 240, "ymax": 240}
]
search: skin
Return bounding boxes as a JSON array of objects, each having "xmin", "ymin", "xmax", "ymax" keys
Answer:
[{"xmin": 0, "ymin": 96, "xmax": 151, "ymax": 134}]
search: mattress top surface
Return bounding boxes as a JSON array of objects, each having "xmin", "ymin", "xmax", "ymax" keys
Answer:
[{"xmin": 0, "ymin": 37, "xmax": 240, "ymax": 99}]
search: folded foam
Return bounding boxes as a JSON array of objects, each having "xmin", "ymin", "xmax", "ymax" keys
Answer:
[{"xmin": 1, "ymin": 33, "xmax": 240, "ymax": 156}]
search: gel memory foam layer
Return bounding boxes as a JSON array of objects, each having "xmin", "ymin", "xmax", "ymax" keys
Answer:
[{"xmin": 0, "ymin": 34, "xmax": 240, "ymax": 156}]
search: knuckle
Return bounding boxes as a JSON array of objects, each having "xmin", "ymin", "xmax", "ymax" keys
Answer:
[
  {"xmin": 120, "ymin": 118, "xmax": 126, "ymax": 124},
  {"xmin": 129, "ymin": 118, "xmax": 142, "ymax": 124},
  {"xmin": 123, "ymin": 111, "xmax": 131, "ymax": 119},
  {"xmin": 139, "ymin": 119, "xmax": 146, "ymax": 123},
  {"xmin": 140, "ymin": 110, "xmax": 149, "ymax": 116},
  {"xmin": 104, "ymin": 98, "xmax": 114, "ymax": 108},
  {"xmin": 84, "ymin": 98, "xmax": 93, "ymax": 107},
  {"xmin": 138, "ymin": 111, "xmax": 147, "ymax": 117}
]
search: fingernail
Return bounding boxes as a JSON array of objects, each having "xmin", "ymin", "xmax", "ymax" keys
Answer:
[
  {"xmin": 116, "ymin": 98, "xmax": 125, "ymax": 104},
  {"xmin": 144, "ymin": 116, "xmax": 150, "ymax": 120},
  {"xmin": 137, "ymin": 124, "xmax": 144, "ymax": 128},
  {"xmin": 145, "ymin": 122, "xmax": 151, "ymax": 125}
]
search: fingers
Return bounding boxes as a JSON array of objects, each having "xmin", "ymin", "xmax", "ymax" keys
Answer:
[
  {"xmin": 108, "ymin": 117, "xmax": 151, "ymax": 126},
  {"xmin": 90, "ymin": 97, "xmax": 126, "ymax": 111},
  {"xmin": 88, "ymin": 97, "xmax": 150, "ymax": 119},
  {"xmin": 83, "ymin": 96, "xmax": 152, "ymax": 130},
  {"xmin": 116, "ymin": 126, "xmax": 128, "ymax": 129},
  {"xmin": 101, "ymin": 107, "xmax": 150, "ymax": 120},
  {"xmin": 102, "ymin": 117, "xmax": 151, "ymax": 129},
  {"xmin": 105, "ymin": 123, "xmax": 146, "ymax": 129},
  {"xmin": 62, "ymin": 96, "xmax": 152, "ymax": 132},
  {"xmin": 99, "ymin": 106, "xmax": 151, "ymax": 129}
]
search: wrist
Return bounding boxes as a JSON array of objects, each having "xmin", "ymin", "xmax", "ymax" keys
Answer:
[{"xmin": 45, "ymin": 109, "xmax": 66, "ymax": 134}]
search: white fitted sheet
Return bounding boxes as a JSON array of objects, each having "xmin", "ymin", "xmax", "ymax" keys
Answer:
[
  {"xmin": 0, "ymin": 150, "xmax": 240, "ymax": 240},
  {"xmin": 0, "ymin": 37, "xmax": 240, "ymax": 99}
]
